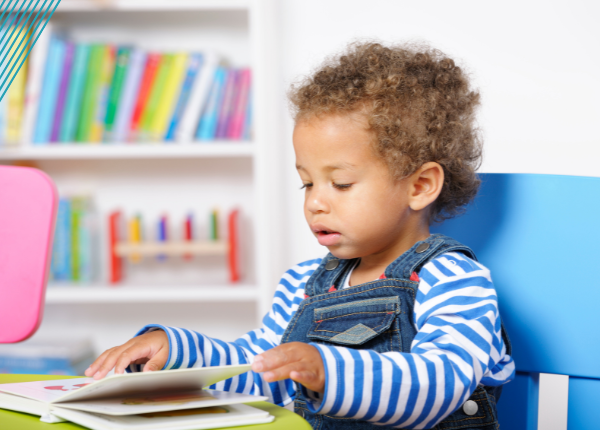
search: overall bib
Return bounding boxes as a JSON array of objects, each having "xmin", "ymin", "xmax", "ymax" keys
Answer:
[{"xmin": 281, "ymin": 234, "xmax": 510, "ymax": 430}]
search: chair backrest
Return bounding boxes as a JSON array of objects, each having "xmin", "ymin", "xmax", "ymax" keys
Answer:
[
  {"xmin": 433, "ymin": 173, "xmax": 600, "ymax": 430},
  {"xmin": 0, "ymin": 165, "xmax": 57, "ymax": 343}
]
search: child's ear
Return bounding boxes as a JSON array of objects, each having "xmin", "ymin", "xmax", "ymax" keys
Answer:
[{"xmin": 407, "ymin": 162, "xmax": 444, "ymax": 212}]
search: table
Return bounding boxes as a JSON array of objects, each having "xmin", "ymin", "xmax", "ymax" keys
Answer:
[{"xmin": 0, "ymin": 374, "xmax": 312, "ymax": 430}]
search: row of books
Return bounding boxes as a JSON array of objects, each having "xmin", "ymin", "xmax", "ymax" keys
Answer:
[
  {"xmin": 50, "ymin": 196, "xmax": 97, "ymax": 284},
  {"xmin": 0, "ymin": 24, "xmax": 253, "ymax": 146}
]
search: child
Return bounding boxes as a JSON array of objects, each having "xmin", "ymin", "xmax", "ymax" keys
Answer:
[{"xmin": 86, "ymin": 42, "xmax": 514, "ymax": 429}]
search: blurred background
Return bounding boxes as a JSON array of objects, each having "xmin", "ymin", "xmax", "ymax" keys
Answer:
[{"xmin": 0, "ymin": 1, "xmax": 597, "ymax": 428}]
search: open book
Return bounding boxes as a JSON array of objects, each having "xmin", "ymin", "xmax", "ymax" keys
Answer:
[{"xmin": 0, "ymin": 364, "xmax": 275, "ymax": 429}]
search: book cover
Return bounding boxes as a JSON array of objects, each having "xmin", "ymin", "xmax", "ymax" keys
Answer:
[
  {"xmin": 164, "ymin": 53, "xmax": 202, "ymax": 142},
  {"xmin": 103, "ymin": 46, "xmax": 131, "ymax": 142},
  {"xmin": 6, "ymin": 27, "xmax": 31, "ymax": 144},
  {"xmin": 22, "ymin": 22, "xmax": 52, "ymax": 144},
  {"xmin": 215, "ymin": 68, "xmax": 237, "ymax": 139},
  {"xmin": 139, "ymin": 53, "xmax": 172, "ymax": 142},
  {"xmin": 227, "ymin": 68, "xmax": 251, "ymax": 140},
  {"xmin": 151, "ymin": 52, "xmax": 187, "ymax": 141},
  {"xmin": 113, "ymin": 48, "xmax": 146, "ymax": 143},
  {"xmin": 89, "ymin": 45, "xmax": 115, "ymax": 143},
  {"xmin": 33, "ymin": 36, "xmax": 65, "ymax": 144},
  {"xmin": 60, "ymin": 43, "xmax": 90, "ymax": 142},
  {"xmin": 0, "ymin": 365, "xmax": 273, "ymax": 429},
  {"xmin": 75, "ymin": 44, "xmax": 105, "ymax": 143},
  {"xmin": 129, "ymin": 52, "xmax": 160, "ymax": 141},
  {"xmin": 50, "ymin": 198, "xmax": 71, "ymax": 282},
  {"xmin": 176, "ymin": 52, "xmax": 219, "ymax": 143},
  {"xmin": 195, "ymin": 66, "xmax": 227, "ymax": 141},
  {"xmin": 50, "ymin": 41, "xmax": 74, "ymax": 143}
]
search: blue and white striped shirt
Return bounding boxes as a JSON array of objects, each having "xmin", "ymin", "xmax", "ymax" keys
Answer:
[{"xmin": 134, "ymin": 252, "xmax": 514, "ymax": 429}]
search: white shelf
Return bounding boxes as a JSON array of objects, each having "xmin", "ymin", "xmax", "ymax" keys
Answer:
[
  {"xmin": 0, "ymin": 143, "xmax": 254, "ymax": 160},
  {"xmin": 46, "ymin": 284, "xmax": 259, "ymax": 303},
  {"xmin": 58, "ymin": 0, "xmax": 250, "ymax": 12}
]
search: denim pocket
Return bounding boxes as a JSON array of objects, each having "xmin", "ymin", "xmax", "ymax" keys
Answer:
[{"xmin": 307, "ymin": 296, "xmax": 400, "ymax": 346}]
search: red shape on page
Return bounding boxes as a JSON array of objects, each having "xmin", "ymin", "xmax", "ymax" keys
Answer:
[
  {"xmin": 410, "ymin": 272, "xmax": 419, "ymax": 282},
  {"xmin": 44, "ymin": 386, "xmax": 69, "ymax": 391},
  {"xmin": 73, "ymin": 383, "xmax": 91, "ymax": 389}
]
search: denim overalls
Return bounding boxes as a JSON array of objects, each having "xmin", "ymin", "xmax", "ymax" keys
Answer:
[{"xmin": 281, "ymin": 234, "xmax": 510, "ymax": 430}]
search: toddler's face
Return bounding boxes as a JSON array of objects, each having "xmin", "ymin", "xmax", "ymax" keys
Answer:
[{"xmin": 293, "ymin": 114, "xmax": 415, "ymax": 260}]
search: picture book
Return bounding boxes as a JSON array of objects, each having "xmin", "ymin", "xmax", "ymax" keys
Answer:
[
  {"xmin": 113, "ymin": 48, "xmax": 146, "ymax": 143},
  {"xmin": 60, "ymin": 43, "xmax": 90, "ymax": 142},
  {"xmin": 50, "ymin": 40, "xmax": 74, "ymax": 142},
  {"xmin": 0, "ymin": 364, "xmax": 274, "ymax": 430}
]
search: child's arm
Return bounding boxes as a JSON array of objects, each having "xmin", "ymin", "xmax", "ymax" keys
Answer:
[
  {"xmin": 258, "ymin": 252, "xmax": 515, "ymax": 428},
  {"xmin": 85, "ymin": 258, "xmax": 322, "ymax": 407}
]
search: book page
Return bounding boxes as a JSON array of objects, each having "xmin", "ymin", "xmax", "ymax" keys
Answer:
[
  {"xmin": 56, "ymin": 389, "xmax": 266, "ymax": 416},
  {"xmin": 0, "ymin": 378, "xmax": 94, "ymax": 403},
  {"xmin": 52, "ymin": 403, "xmax": 274, "ymax": 430}
]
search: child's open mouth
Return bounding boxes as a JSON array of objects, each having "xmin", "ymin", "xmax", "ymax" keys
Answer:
[{"xmin": 315, "ymin": 229, "xmax": 342, "ymax": 247}]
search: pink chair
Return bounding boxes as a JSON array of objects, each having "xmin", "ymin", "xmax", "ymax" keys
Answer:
[{"xmin": 0, "ymin": 165, "xmax": 58, "ymax": 344}]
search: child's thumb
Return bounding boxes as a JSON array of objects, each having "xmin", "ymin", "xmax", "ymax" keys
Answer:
[{"xmin": 142, "ymin": 349, "xmax": 169, "ymax": 372}]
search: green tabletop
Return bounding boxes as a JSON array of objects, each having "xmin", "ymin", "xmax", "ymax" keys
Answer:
[{"xmin": 0, "ymin": 374, "xmax": 311, "ymax": 430}]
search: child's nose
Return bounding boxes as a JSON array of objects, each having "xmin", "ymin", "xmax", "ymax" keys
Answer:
[{"xmin": 306, "ymin": 189, "xmax": 329, "ymax": 214}]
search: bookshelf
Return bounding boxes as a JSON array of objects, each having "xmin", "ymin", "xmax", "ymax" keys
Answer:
[{"xmin": 0, "ymin": 0, "xmax": 283, "ymax": 353}]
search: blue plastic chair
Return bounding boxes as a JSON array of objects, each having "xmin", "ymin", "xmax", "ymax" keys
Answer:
[{"xmin": 432, "ymin": 173, "xmax": 600, "ymax": 430}]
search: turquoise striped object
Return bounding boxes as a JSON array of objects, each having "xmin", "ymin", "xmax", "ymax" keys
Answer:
[{"xmin": 0, "ymin": 0, "xmax": 61, "ymax": 102}]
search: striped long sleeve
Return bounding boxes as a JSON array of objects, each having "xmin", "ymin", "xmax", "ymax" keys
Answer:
[
  {"xmin": 133, "ymin": 252, "xmax": 514, "ymax": 427},
  {"xmin": 307, "ymin": 252, "xmax": 515, "ymax": 428},
  {"xmin": 132, "ymin": 258, "xmax": 322, "ymax": 407}
]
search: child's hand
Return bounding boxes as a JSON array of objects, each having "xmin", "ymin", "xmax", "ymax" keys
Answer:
[
  {"xmin": 251, "ymin": 342, "xmax": 325, "ymax": 393},
  {"xmin": 84, "ymin": 330, "xmax": 169, "ymax": 380}
]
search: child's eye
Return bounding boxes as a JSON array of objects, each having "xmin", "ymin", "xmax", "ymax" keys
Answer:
[
  {"xmin": 333, "ymin": 183, "xmax": 352, "ymax": 190},
  {"xmin": 300, "ymin": 183, "xmax": 313, "ymax": 190}
]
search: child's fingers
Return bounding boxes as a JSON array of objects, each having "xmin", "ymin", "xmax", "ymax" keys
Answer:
[
  {"xmin": 85, "ymin": 346, "xmax": 120, "ymax": 377},
  {"xmin": 141, "ymin": 348, "xmax": 169, "ymax": 372}
]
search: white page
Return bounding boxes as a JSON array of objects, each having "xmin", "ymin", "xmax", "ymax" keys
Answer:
[
  {"xmin": 52, "ymin": 403, "xmax": 274, "ymax": 430},
  {"xmin": 57, "ymin": 389, "xmax": 266, "ymax": 416},
  {"xmin": 0, "ymin": 364, "xmax": 252, "ymax": 404}
]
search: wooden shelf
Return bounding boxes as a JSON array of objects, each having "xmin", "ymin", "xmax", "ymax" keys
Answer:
[
  {"xmin": 45, "ymin": 284, "xmax": 259, "ymax": 303},
  {"xmin": 0, "ymin": 142, "xmax": 254, "ymax": 160}
]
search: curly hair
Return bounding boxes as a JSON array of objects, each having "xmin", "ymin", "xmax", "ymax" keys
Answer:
[{"xmin": 288, "ymin": 41, "xmax": 483, "ymax": 223}]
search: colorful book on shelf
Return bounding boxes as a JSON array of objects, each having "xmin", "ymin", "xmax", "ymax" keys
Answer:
[
  {"xmin": 165, "ymin": 52, "xmax": 202, "ymax": 142},
  {"xmin": 196, "ymin": 66, "xmax": 227, "ymax": 141},
  {"xmin": 151, "ymin": 52, "xmax": 187, "ymax": 141},
  {"xmin": 51, "ymin": 198, "xmax": 71, "ymax": 282},
  {"xmin": 215, "ymin": 68, "xmax": 237, "ymax": 139},
  {"xmin": 60, "ymin": 43, "xmax": 90, "ymax": 142},
  {"xmin": 0, "ymin": 365, "xmax": 273, "ymax": 429},
  {"xmin": 242, "ymin": 88, "xmax": 252, "ymax": 140},
  {"xmin": 89, "ymin": 45, "xmax": 115, "ymax": 143},
  {"xmin": 22, "ymin": 22, "xmax": 52, "ymax": 144},
  {"xmin": 50, "ymin": 41, "xmax": 74, "ymax": 143},
  {"xmin": 76, "ymin": 44, "xmax": 105, "ymax": 143},
  {"xmin": 139, "ymin": 53, "xmax": 172, "ymax": 141},
  {"xmin": 33, "ymin": 36, "xmax": 65, "ymax": 144},
  {"xmin": 129, "ymin": 52, "xmax": 160, "ymax": 141},
  {"xmin": 113, "ymin": 48, "xmax": 145, "ymax": 143},
  {"xmin": 103, "ymin": 46, "xmax": 131, "ymax": 142},
  {"xmin": 176, "ymin": 52, "xmax": 219, "ymax": 143},
  {"xmin": 227, "ymin": 68, "xmax": 251, "ymax": 140},
  {"xmin": 70, "ymin": 197, "xmax": 83, "ymax": 281},
  {"xmin": 5, "ymin": 26, "xmax": 31, "ymax": 144}
]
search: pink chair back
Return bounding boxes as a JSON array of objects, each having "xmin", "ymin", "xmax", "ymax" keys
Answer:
[{"xmin": 0, "ymin": 166, "xmax": 57, "ymax": 343}]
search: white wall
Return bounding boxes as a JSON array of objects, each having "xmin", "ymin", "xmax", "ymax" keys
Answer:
[{"xmin": 277, "ymin": 0, "xmax": 600, "ymax": 268}]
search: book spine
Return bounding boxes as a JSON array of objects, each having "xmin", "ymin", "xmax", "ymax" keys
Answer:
[
  {"xmin": 89, "ymin": 45, "xmax": 115, "ymax": 143},
  {"xmin": 33, "ymin": 37, "xmax": 65, "ymax": 144},
  {"xmin": 113, "ymin": 49, "xmax": 146, "ymax": 143},
  {"xmin": 51, "ymin": 198, "xmax": 71, "ymax": 281},
  {"xmin": 151, "ymin": 52, "xmax": 187, "ymax": 141},
  {"xmin": 50, "ymin": 41, "xmax": 75, "ymax": 143},
  {"xmin": 129, "ymin": 52, "xmax": 160, "ymax": 142},
  {"xmin": 165, "ymin": 53, "xmax": 202, "ymax": 142},
  {"xmin": 70, "ymin": 197, "xmax": 83, "ymax": 281},
  {"xmin": 60, "ymin": 43, "xmax": 90, "ymax": 143},
  {"xmin": 196, "ymin": 66, "xmax": 227, "ymax": 141},
  {"xmin": 139, "ymin": 54, "xmax": 172, "ymax": 142},
  {"xmin": 76, "ymin": 44, "xmax": 104, "ymax": 143},
  {"xmin": 103, "ymin": 46, "xmax": 130, "ymax": 142},
  {"xmin": 215, "ymin": 68, "xmax": 237, "ymax": 139},
  {"xmin": 5, "ymin": 27, "xmax": 31, "ymax": 145},
  {"xmin": 22, "ymin": 22, "xmax": 52, "ymax": 144},
  {"xmin": 227, "ymin": 68, "xmax": 251, "ymax": 140},
  {"xmin": 78, "ymin": 197, "xmax": 95, "ymax": 283},
  {"xmin": 242, "ymin": 88, "xmax": 253, "ymax": 140},
  {"xmin": 176, "ymin": 52, "xmax": 219, "ymax": 143}
]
